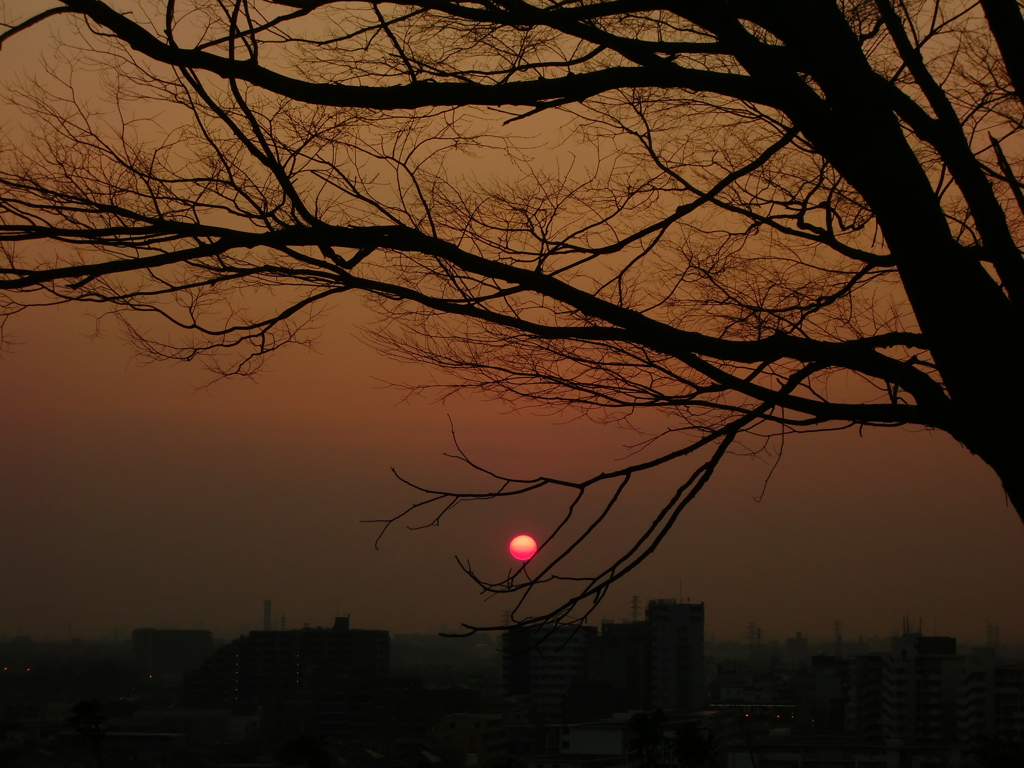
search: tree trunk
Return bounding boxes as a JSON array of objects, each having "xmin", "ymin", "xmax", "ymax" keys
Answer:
[{"xmin": 955, "ymin": 419, "xmax": 1024, "ymax": 525}]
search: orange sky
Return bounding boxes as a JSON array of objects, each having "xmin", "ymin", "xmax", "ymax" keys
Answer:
[
  {"xmin": 1, "ymin": 297, "xmax": 1022, "ymax": 645},
  {"xmin": 1, "ymin": 1, "xmax": 1022, "ymax": 649}
]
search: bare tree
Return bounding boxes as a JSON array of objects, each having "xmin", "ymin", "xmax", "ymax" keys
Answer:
[{"xmin": 2, "ymin": 0, "xmax": 1023, "ymax": 630}]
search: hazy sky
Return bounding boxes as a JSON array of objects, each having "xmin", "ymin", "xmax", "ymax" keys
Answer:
[
  {"xmin": 1, "ymin": 297, "xmax": 1022, "ymax": 645},
  {"xmin": 1, "ymin": 2, "xmax": 1022, "ymax": 649}
]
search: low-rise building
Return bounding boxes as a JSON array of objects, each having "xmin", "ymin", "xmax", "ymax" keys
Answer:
[{"xmin": 430, "ymin": 712, "xmax": 507, "ymax": 768}]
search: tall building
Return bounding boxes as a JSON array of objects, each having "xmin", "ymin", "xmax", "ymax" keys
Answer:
[
  {"xmin": 646, "ymin": 599, "xmax": 704, "ymax": 713},
  {"xmin": 960, "ymin": 648, "xmax": 1024, "ymax": 752},
  {"xmin": 846, "ymin": 653, "xmax": 885, "ymax": 739},
  {"xmin": 846, "ymin": 632, "xmax": 962, "ymax": 746},
  {"xmin": 587, "ymin": 619, "xmax": 648, "ymax": 711},
  {"xmin": 501, "ymin": 600, "xmax": 705, "ymax": 723},
  {"xmin": 132, "ymin": 628, "xmax": 214, "ymax": 684},
  {"xmin": 990, "ymin": 664, "xmax": 1024, "ymax": 744},
  {"xmin": 502, "ymin": 624, "xmax": 597, "ymax": 723},
  {"xmin": 882, "ymin": 633, "xmax": 962, "ymax": 745},
  {"xmin": 183, "ymin": 616, "xmax": 388, "ymax": 711}
]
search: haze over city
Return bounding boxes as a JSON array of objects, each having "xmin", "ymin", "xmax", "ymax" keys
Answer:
[{"xmin": 2, "ymin": 300, "xmax": 1021, "ymax": 644}]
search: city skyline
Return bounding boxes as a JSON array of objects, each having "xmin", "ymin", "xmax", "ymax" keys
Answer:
[
  {"xmin": 4, "ymin": 584, "xmax": 1019, "ymax": 764},
  {"xmin": 2, "ymin": 613, "xmax": 1019, "ymax": 651},
  {"xmin": 6, "ymin": 607, "xmax": 1010, "ymax": 649}
]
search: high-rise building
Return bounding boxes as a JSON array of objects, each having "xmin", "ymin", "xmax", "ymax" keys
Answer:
[
  {"xmin": 847, "ymin": 633, "xmax": 962, "ymax": 746},
  {"xmin": 587, "ymin": 619, "xmax": 648, "ymax": 711},
  {"xmin": 960, "ymin": 647, "xmax": 1024, "ymax": 751},
  {"xmin": 501, "ymin": 600, "xmax": 705, "ymax": 723},
  {"xmin": 882, "ymin": 633, "xmax": 962, "ymax": 745},
  {"xmin": 846, "ymin": 631, "xmax": 1024, "ymax": 753},
  {"xmin": 502, "ymin": 624, "xmax": 597, "ymax": 723},
  {"xmin": 846, "ymin": 653, "xmax": 885, "ymax": 739},
  {"xmin": 646, "ymin": 599, "xmax": 704, "ymax": 713},
  {"xmin": 183, "ymin": 616, "xmax": 388, "ymax": 711}
]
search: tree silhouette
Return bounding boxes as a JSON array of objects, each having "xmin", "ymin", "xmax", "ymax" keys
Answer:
[
  {"xmin": 674, "ymin": 723, "xmax": 715, "ymax": 768},
  {"xmin": 628, "ymin": 709, "xmax": 666, "ymax": 768},
  {"xmin": 66, "ymin": 699, "xmax": 106, "ymax": 768},
  {"xmin": 2, "ymin": 1, "xmax": 1023, "ymax": 629}
]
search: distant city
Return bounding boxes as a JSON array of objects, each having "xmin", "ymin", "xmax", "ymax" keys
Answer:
[{"xmin": 2, "ymin": 598, "xmax": 1022, "ymax": 767}]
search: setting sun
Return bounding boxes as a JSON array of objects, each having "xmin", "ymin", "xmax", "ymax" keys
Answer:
[{"xmin": 509, "ymin": 535, "xmax": 538, "ymax": 561}]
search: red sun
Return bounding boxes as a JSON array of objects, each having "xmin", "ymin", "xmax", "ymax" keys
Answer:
[{"xmin": 509, "ymin": 534, "xmax": 538, "ymax": 561}]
